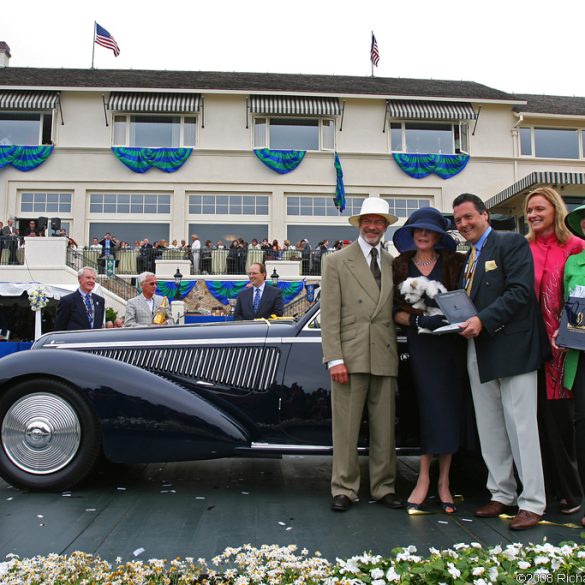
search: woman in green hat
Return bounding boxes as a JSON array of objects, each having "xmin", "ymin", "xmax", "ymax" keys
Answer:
[{"xmin": 556, "ymin": 202, "xmax": 585, "ymax": 527}]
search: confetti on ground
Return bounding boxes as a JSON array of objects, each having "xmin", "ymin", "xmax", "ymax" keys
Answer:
[
  {"xmin": 195, "ymin": 496, "xmax": 205, "ymax": 500},
  {"xmin": 6, "ymin": 497, "xmax": 13, "ymax": 501},
  {"xmin": 461, "ymin": 518, "xmax": 473, "ymax": 522},
  {"xmin": 117, "ymin": 487, "xmax": 126, "ymax": 491},
  {"xmin": 36, "ymin": 515, "xmax": 44, "ymax": 519},
  {"xmin": 438, "ymin": 520, "xmax": 449, "ymax": 524},
  {"xmin": 286, "ymin": 526, "xmax": 293, "ymax": 531},
  {"xmin": 62, "ymin": 493, "xmax": 72, "ymax": 497},
  {"xmin": 241, "ymin": 491, "xmax": 249, "ymax": 495},
  {"xmin": 133, "ymin": 548, "xmax": 145, "ymax": 557},
  {"xmin": 278, "ymin": 521, "xmax": 286, "ymax": 526},
  {"xmin": 86, "ymin": 509, "xmax": 96, "ymax": 512}
]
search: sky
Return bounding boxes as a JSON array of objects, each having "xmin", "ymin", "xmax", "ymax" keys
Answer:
[{"xmin": 2, "ymin": 0, "xmax": 584, "ymax": 97}]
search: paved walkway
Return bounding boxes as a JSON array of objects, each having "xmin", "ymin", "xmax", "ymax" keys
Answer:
[{"xmin": 1, "ymin": 455, "xmax": 583, "ymax": 562}]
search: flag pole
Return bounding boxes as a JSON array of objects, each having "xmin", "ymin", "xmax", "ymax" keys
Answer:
[
  {"xmin": 91, "ymin": 21, "xmax": 96, "ymax": 69},
  {"xmin": 371, "ymin": 31, "xmax": 374, "ymax": 77}
]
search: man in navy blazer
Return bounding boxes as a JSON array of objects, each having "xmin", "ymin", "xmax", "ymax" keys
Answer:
[
  {"xmin": 233, "ymin": 262, "xmax": 284, "ymax": 320},
  {"xmin": 453, "ymin": 193, "xmax": 549, "ymax": 530},
  {"xmin": 54, "ymin": 267, "xmax": 105, "ymax": 331}
]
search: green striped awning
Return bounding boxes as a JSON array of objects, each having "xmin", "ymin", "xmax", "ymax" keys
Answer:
[
  {"xmin": 486, "ymin": 171, "xmax": 585, "ymax": 209},
  {"xmin": 250, "ymin": 95, "xmax": 341, "ymax": 116},
  {"xmin": 107, "ymin": 92, "xmax": 201, "ymax": 113},
  {"xmin": 388, "ymin": 100, "xmax": 476, "ymax": 120},
  {"xmin": 0, "ymin": 90, "xmax": 59, "ymax": 110}
]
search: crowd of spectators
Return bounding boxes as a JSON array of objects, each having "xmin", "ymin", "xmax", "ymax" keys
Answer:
[{"xmin": 1, "ymin": 221, "xmax": 359, "ymax": 275}]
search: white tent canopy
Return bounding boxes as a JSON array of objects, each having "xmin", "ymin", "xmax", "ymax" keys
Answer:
[{"xmin": 0, "ymin": 282, "xmax": 77, "ymax": 300}]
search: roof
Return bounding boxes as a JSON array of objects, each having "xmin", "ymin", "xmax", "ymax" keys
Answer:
[
  {"xmin": 513, "ymin": 94, "xmax": 585, "ymax": 116},
  {"xmin": 0, "ymin": 67, "xmax": 519, "ymax": 102}
]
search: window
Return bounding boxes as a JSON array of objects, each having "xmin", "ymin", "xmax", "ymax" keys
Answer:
[
  {"xmin": 253, "ymin": 117, "xmax": 335, "ymax": 151},
  {"xmin": 287, "ymin": 196, "xmax": 365, "ymax": 216},
  {"xmin": 89, "ymin": 193, "xmax": 171, "ymax": 214},
  {"xmin": 520, "ymin": 127, "xmax": 580, "ymax": 159},
  {"xmin": 383, "ymin": 198, "xmax": 430, "ymax": 219},
  {"xmin": 113, "ymin": 115, "xmax": 197, "ymax": 147},
  {"xmin": 390, "ymin": 122, "xmax": 469, "ymax": 154},
  {"xmin": 0, "ymin": 113, "xmax": 53, "ymax": 145},
  {"xmin": 20, "ymin": 192, "xmax": 71, "ymax": 214},
  {"xmin": 189, "ymin": 194, "xmax": 269, "ymax": 215}
]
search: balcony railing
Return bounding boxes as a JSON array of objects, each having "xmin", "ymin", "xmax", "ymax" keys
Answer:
[
  {"xmin": 0, "ymin": 236, "xmax": 24, "ymax": 266},
  {"xmin": 70, "ymin": 248, "xmax": 330, "ymax": 277}
]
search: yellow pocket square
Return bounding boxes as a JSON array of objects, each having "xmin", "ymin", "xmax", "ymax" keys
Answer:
[{"xmin": 485, "ymin": 260, "xmax": 498, "ymax": 272}]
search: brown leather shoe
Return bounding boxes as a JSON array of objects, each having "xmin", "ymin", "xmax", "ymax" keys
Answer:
[
  {"xmin": 377, "ymin": 494, "xmax": 404, "ymax": 509},
  {"xmin": 331, "ymin": 494, "xmax": 353, "ymax": 512},
  {"xmin": 474, "ymin": 500, "xmax": 515, "ymax": 518},
  {"xmin": 509, "ymin": 509, "xmax": 542, "ymax": 530}
]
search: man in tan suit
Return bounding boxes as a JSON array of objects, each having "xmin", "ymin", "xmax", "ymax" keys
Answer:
[{"xmin": 321, "ymin": 197, "xmax": 402, "ymax": 512}]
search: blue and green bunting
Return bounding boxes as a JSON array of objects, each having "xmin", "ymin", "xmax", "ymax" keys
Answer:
[
  {"xmin": 156, "ymin": 280, "xmax": 197, "ymax": 301},
  {"xmin": 333, "ymin": 152, "xmax": 346, "ymax": 213},
  {"xmin": 112, "ymin": 147, "xmax": 192, "ymax": 173},
  {"xmin": 392, "ymin": 153, "xmax": 470, "ymax": 179},
  {"xmin": 206, "ymin": 280, "xmax": 305, "ymax": 305},
  {"xmin": 0, "ymin": 145, "xmax": 54, "ymax": 172},
  {"xmin": 254, "ymin": 149, "xmax": 306, "ymax": 174},
  {"xmin": 206, "ymin": 281, "xmax": 250, "ymax": 305}
]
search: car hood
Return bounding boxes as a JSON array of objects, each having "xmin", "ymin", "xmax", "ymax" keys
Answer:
[{"xmin": 35, "ymin": 320, "xmax": 280, "ymax": 349}]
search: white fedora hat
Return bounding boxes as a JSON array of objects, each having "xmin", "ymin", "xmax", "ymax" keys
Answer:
[{"xmin": 348, "ymin": 197, "xmax": 398, "ymax": 227}]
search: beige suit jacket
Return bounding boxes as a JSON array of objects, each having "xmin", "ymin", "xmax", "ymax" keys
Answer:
[{"xmin": 321, "ymin": 241, "xmax": 398, "ymax": 377}]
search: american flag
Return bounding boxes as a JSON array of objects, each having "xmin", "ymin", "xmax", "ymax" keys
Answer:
[
  {"xmin": 95, "ymin": 23, "xmax": 120, "ymax": 57},
  {"xmin": 370, "ymin": 33, "xmax": 380, "ymax": 67}
]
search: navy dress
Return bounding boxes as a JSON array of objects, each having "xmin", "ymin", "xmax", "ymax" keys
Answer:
[{"xmin": 405, "ymin": 258, "xmax": 473, "ymax": 454}]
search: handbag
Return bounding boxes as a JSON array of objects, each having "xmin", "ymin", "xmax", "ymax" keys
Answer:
[{"xmin": 557, "ymin": 296, "xmax": 585, "ymax": 350}]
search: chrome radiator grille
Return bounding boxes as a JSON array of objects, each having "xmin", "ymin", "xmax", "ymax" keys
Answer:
[{"xmin": 85, "ymin": 346, "xmax": 280, "ymax": 392}]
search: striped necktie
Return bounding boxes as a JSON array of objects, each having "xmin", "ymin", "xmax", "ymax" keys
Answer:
[
  {"xmin": 464, "ymin": 246, "xmax": 477, "ymax": 295},
  {"xmin": 84, "ymin": 294, "xmax": 94, "ymax": 328},
  {"xmin": 253, "ymin": 287, "xmax": 261, "ymax": 315}
]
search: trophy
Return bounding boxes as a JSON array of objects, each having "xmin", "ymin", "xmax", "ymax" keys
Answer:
[{"xmin": 152, "ymin": 296, "xmax": 169, "ymax": 325}]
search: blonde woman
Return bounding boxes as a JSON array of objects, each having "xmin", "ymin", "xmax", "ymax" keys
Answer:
[{"xmin": 525, "ymin": 186, "xmax": 585, "ymax": 515}]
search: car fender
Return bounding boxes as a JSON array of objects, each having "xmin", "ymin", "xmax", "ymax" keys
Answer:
[{"xmin": 0, "ymin": 349, "xmax": 250, "ymax": 463}]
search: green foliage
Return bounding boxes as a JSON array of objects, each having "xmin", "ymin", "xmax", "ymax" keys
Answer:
[
  {"xmin": 2, "ymin": 541, "xmax": 585, "ymax": 585},
  {"xmin": 105, "ymin": 307, "xmax": 118, "ymax": 323}
]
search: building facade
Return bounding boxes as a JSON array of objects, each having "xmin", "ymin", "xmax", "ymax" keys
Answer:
[{"xmin": 2, "ymin": 42, "xmax": 585, "ymax": 252}]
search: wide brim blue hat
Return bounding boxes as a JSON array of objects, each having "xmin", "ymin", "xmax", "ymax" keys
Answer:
[
  {"xmin": 392, "ymin": 207, "xmax": 457, "ymax": 253},
  {"xmin": 565, "ymin": 203, "xmax": 585, "ymax": 239}
]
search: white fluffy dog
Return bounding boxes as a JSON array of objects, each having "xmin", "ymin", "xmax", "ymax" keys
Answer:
[{"xmin": 399, "ymin": 276, "xmax": 447, "ymax": 333}]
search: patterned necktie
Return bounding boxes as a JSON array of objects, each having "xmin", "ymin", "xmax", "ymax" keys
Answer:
[
  {"xmin": 464, "ymin": 246, "xmax": 477, "ymax": 295},
  {"xmin": 253, "ymin": 287, "xmax": 261, "ymax": 315},
  {"xmin": 84, "ymin": 294, "xmax": 94, "ymax": 328},
  {"xmin": 370, "ymin": 247, "xmax": 381, "ymax": 289}
]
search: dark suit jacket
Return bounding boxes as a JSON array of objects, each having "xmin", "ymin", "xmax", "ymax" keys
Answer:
[
  {"xmin": 99, "ymin": 239, "xmax": 117, "ymax": 257},
  {"xmin": 233, "ymin": 284, "xmax": 284, "ymax": 320},
  {"xmin": 54, "ymin": 290, "xmax": 105, "ymax": 331},
  {"xmin": 468, "ymin": 230, "xmax": 550, "ymax": 383}
]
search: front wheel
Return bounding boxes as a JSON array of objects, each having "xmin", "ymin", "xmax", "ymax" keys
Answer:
[{"xmin": 0, "ymin": 379, "xmax": 101, "ymax": 491}]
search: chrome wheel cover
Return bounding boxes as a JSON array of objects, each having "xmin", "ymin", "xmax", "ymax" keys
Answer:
[{"xmin": 1, "ymin": 393, "xmax": 81, "ymax": 475}]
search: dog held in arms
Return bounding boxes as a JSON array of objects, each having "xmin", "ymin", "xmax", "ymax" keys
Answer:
[{"xmin": 399, "ymin": 276, "xmax": 447, "ymax": 333}]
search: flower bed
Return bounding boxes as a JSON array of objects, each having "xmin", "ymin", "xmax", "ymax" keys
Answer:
[{"xmin": 1, "ymin": 541, "xmax": 584, "ymax": 585}]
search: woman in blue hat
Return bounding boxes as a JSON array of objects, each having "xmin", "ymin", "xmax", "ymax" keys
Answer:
[
  {"xmin": 554, "ymin": 203, "xmax": 585, "ymax": 527},
  {"xmin": 392, "ymin": 207, "xmax": 472, "ymax": 513}
]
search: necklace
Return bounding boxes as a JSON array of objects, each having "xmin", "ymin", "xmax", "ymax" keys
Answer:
[{"xmin": 413, "ymin": 254, "xmax": 438, "ymax": 267}]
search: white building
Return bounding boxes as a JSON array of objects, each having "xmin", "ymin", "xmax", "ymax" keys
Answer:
[{"xmin": 1, "ymin": 40, "xmax": 585, "ymax": 251}]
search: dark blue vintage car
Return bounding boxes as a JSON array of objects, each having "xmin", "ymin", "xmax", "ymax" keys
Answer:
[{"xmin": 0, "ymin": 302, "xmax": 418, "ymax": 490}]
